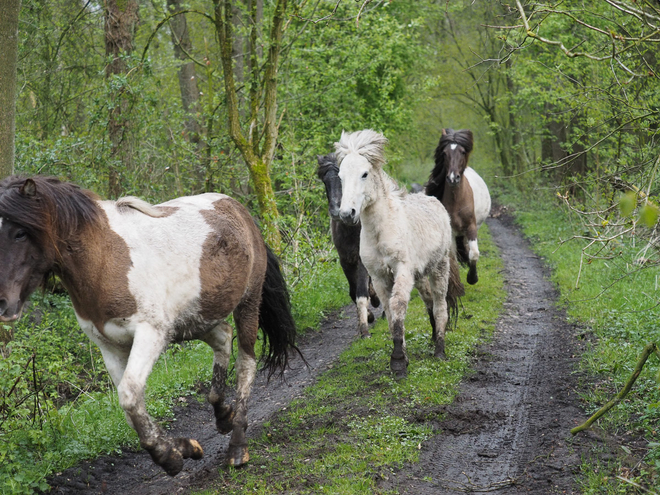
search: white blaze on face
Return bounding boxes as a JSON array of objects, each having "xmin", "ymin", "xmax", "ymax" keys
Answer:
[
  {"xmin": 0, "ymin": 217, "xmax": 3, "ymax": 229},
  {"xmin": 450, "ymin": 143, "xmax": 458, "ymax": 151}
]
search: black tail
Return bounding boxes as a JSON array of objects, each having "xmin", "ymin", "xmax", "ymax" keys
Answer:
[
  {"xmin": 446, "ymin": 251, "xmax": 465, "ymax": 331},
  {"xmin": 259, "ymin": 244, "xmax": 302, "ymax": 379}
]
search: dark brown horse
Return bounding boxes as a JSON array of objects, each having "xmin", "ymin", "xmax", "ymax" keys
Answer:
[
  {"xmin": 0, "ymin": 175, "xmax": 299, "ymax": 475},
  {"xmin": 317, "ymin": 153, "xmax": 380, "ymax": 338},
  {"xmin": 425, "ymin": 128, "xmax": 491, "ymax": 285}
]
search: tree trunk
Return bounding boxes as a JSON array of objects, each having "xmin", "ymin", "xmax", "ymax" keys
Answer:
[
  {"xmin": 167, "ymin": 0, "xmax": 202, "ymax": 143},
  {"xmin": 104, "ymin": 0, "xmax": 139, "ymax": 198},
  {"xmin": 213, "ymin": 0, "xmax": 286, "ymax": 251},
  {"xmin": 0, "ymin": 0, "xmax": 21, "ymax": 179}
]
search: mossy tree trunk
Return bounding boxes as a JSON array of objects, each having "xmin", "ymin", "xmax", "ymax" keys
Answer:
[
  {"xmin": 213, "ymin": 0, "xmax": 285, "ymax": 251},
  {"xmin": 0, "ymin": 0, "xmax": 21, "ymax": 180}
]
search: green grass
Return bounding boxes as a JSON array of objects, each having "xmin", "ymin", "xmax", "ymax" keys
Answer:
[
  {"xmin": 496, "ymin": 184, "xmax": 660, "ymax": 493},
  {"xmin": 195, "ymin": 227, "xmax": 505, "ymax": 494}
]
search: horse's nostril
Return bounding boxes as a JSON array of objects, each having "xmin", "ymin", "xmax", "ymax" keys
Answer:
[
  {"xmin": 351, "ymin": 209, "xmax": 356, "ymax": 218},
  {"xmin": 0, "ymin": 299, "xmax": 7, "ymax": 316}
]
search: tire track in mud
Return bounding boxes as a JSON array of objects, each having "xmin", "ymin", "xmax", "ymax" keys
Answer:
[
  {"xmin": 381, "ymin": 213, "xmax": 620, "ymax": 494},
  {"xmin": 45, "ymin": 306, "xmax": 370, "ymax": 494}
]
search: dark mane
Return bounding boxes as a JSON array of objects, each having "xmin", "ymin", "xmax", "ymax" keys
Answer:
[
  {"xmin": 0, "ymin": 175, "xmax": 101, "ymax": 256},
  {"xmin": 316, "ymin": 153, "xmax": 338, "ymax": 179},
  {"xmin": 424, "ymin": 128, "xmax": 474, "ymax": 199}
]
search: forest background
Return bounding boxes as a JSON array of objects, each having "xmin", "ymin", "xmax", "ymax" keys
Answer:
[{"xmin": 1, "ymin": 0, "xmax": 660, "ymax": 493}]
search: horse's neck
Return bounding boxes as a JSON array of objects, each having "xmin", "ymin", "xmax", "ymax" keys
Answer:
[{"xmin": 360, "ymin": 174, "xmax": 400, "ymax": 244}]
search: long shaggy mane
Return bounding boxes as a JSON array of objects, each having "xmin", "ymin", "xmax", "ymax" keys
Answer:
[
  {"xmin": 316, "ymin": 153, "xmax": 338, "ymax": 180},
  {"xmin": 334, "ymin": 129, "xmax": 388, "ymax": 169}
]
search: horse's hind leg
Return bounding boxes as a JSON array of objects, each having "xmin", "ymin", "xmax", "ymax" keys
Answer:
[
  {"xmin": 117, "ymin": 324, "xmax": 203, "ymax": 476},
  {"xmin": 201, "ymin": 321, "xmax": 235, "ymax": 434},
  {"xmin": 466, "ymin": 225, "xmax": 480, "ymax": 285},
  {"xmin": 227, "ymin": 298, "xmax": 259, "ymax": 467},
  {"xmin": 429, "ymin": 258, "xmax": 450, "ymax": 360}
]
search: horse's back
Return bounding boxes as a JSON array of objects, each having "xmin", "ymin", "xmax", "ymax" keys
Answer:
[
  {"xmin": 100, "ymin": 193, "xmax": 266, "ymax": 330},
  {"xmin": 464, "ymin": 167, "xmax": 491, "ymax": 227}
]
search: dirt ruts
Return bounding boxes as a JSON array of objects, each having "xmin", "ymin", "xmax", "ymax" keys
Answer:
[
  {"xmin": 46, "ymin": 210, "xmax": 634, "ymax": 494},
  {"xmin": 380, "ymin": 212, "xmax": 635, "ymax": 494}
]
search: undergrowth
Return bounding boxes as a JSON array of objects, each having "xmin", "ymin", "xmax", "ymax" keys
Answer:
[
  {"xmin": 196, "ymin": 227, "xmax": 504, "ymax": 494},
  {"xmin": 496, "ymin": 182, "xmax": 660, "ymax": 494}
]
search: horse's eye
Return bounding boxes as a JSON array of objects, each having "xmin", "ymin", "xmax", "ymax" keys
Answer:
[
  {"xmin": 361, "ymin": 172, "xmax": 368, "ymax": 179},
  {"xmin": 15, "ymin": 230, "xmax": 27, "ymax": 241}
]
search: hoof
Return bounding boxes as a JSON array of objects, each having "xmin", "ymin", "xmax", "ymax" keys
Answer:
[
  {"xmin": 216, "ymin": 406, "xmax": 235, "ymax": 434},
  {"xmin": 174, "ymin": 438, "xmax": 204, "ymax": 460},
  {"xmin": 227, "ymin": 443, "xmax": 250, "ymax": 467},
  {"xmin": 467, "ymin": 270, "xmax": 478, "ymax": 285},
  {"xmin": 360, "ymin": 331, "xmax": 371, "ymax": 339},
  {"xmin": 434, "ymin": 342, "xmax": 447, "ymax": 360},
  {"xmin": 159, "ymin": 447, "xmax": 184, "ymax": 477},
  {"xmin": 390, "ymin": 357, "xmax": 408, "ymax": 379},
  {"xmin": 367, "ymin": 310, "xmax": 375, "ymax": 324}
]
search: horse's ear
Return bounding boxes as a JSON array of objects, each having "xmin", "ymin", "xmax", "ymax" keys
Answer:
[
  {"xmin": 20, "ymin": 179, "xmax": 37, "ymax": 197},
  {"xmin": 441, "ymin": 128, "xmax": 447, "ymax": 136}
]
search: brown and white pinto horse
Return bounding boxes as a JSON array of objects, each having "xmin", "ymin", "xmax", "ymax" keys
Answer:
[
  {"xmin": 425, "ymin": 129, "xmax": 491, "ymax": 285},
  {"xmin": 0, "ymin": 176, "xmax": 299, "ymax": 476}
]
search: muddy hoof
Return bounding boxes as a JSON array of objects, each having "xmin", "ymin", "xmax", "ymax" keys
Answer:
[
  {"xmin": 175, "ymin": 438, "xmax": 204, "ymax": 460},
  {"xmin": 390, "ymin": 357, "xmax": 408, "ymax": 379},
  {"xmin": 160, "ymin": 448, "xmax": 184, "ymax": 477},
  {"xmin": 467, "ymin": 270, "xmax": 478, "ymax": 285},
  {"xmin": 216, "ymin": 406, "xmax": 235, "ymax": 434},
  {"xmin": 227, "ymin": 443, "xmax": 250, "ymax": 467},
  {"xmin": 367, "ymin": 310, "xmax": 375, "ymax": 324},
  {"xmin": 360, "ymin": 331, "xmax": 372, "ymax": 339}
]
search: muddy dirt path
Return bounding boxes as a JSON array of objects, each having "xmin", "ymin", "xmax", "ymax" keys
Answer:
[
  {"xmin": 47, "ymin": 212, "xmax": 621, "ymax": 494},
  {"xmin": 382, "ymin": 213, "xmax": 619, "ymax": 494}
]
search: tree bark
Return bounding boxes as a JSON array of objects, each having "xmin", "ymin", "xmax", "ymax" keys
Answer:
[
  {"xmin": 213, "ymin": 0, "xmax": 286, "ymax": 250},
  {"xmin": 104, "ymin": 0, "xmax": 139, "ymax": 198},
  {"xmin": 167, "ymin": 0, "xmax": 202, "ymax": 143},
  {"xmin": 0, "ymin": 0, "xmax": 21, "ymax": 179}
]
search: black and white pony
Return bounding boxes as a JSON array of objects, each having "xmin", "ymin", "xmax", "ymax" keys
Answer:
[
  {"xmin": 336, "ymin": 130, "xmax": 464, "ymax": 378},
  {"xmin": 425, "ymin": 128, "xmax": 491, "ymax": 284},
  {"xmin": 317, "ymin": 153, "xmax": 380, "ymax": 338}
]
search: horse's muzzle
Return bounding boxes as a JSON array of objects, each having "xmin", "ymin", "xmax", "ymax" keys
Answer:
[
  {"xmin": 0, "ymin": 298, "xmax": 21, "ymax": 322},
  {"xmin": 339, "ymin": 209, "xmax": 359, "ymax": 226},
  {"xmin": 446, "ymin": 173, "xmax": 461, "ymax": 186}
]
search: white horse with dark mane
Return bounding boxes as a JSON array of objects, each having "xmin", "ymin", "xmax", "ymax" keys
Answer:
[{"xmin": 336, "ymin": 130, "xmax": 464, "ymax": 378}]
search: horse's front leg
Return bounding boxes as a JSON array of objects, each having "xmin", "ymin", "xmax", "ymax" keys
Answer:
[
  {"xmin": 388, "ymin": 271, "xmax": 414, "ymax": 378},
  {"xmin": 356, "ymin": 260, "xmax": 373, "ymax": 338},
  {"xmin": 117, "ymin": 324, "xmax": 202, "ymax": 476},
  {"xmin": 466, "ymin": 224, "xmax": 480, "ymax": 285},
  {"xmin": 415, "ymin": 278, "xmax": 437, "ymax": 342}
]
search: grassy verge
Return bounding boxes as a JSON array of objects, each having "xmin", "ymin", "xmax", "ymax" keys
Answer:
[
  {"xmin": 195, "ymin": 227, "xmax": 505, "ymax": 494},
  {"xmin": 496, "ymin": 184, "xmax": 660, "ymax": 493},
  {"xmin": 0, "ymin": 257, "xmax": 350, "ymax": 494}
]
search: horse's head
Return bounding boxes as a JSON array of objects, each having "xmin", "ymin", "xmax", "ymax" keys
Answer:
[
  {"xmin": 0, "ymin": 178, "xmax": 55, "ymax": 322},
  {"xmin": 0, "ymin": 176, "xmax": 100, "ymax": 322},
  {"xmin": 437, "ymin": 128, "xmax": 474, "ymax": 187},
  {"xmin": 316, "ymin": 154, "xmax": 342, "ymax": 221},
  {"xmin": 334, "ymin": 130, "xmax": 388, "ymax": 226}
]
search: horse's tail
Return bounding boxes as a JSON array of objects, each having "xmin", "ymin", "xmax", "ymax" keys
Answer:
[
  {"xmin": 259, "ymin": 244, "xmax": 303, "ymax": 379},
  {"xmin": 446, "ymin": 250, "xmax": 465, "ymax": 330}
]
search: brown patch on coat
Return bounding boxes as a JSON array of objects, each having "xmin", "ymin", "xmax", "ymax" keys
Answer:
[
  {"xmin": 199, "ymin": 198, "xmax": 267, "ymax": 357},
  {"xmin": 57, "ymin": 209, "xmax": 137, "ymax": 338}
]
